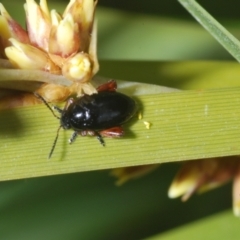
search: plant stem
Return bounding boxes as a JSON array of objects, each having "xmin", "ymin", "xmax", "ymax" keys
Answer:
[{"xmin": 0, "ymin": 69, "xmax": 72, "ymax": 86}]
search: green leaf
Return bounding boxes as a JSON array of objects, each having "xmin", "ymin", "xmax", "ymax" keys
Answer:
[
  {"xmin": 1, "ymin": 61, "xmax": 240, "ymax": 181},
  {"xmin": 147, "ymin": 210, "xmax": 239, "ymax": 240}
]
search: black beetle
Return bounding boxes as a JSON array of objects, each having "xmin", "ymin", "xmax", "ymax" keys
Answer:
[{"xmin": 35, "ymin": 80, "xmax": 137, "ymax": 158}]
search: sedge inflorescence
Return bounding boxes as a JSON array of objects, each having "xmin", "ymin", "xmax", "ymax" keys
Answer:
[{"xmin": 0, "ymin": 0, "xmax": 98, "ymax": 105}]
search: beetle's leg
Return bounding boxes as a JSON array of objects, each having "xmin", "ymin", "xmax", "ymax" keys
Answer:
[
  {"xmin": 63, "ymin": 98, "xmax": 75, "ymax": 111},
  {"xmin": 69, "ymin": 131, "xmax": 78, "ymax": 144},
  {"xmin": 100, "ymin": 126, "xmax": 124, "ymax": 137},
  {"xmin": 80, "ymin": 130, "xmax": 88, "ymax": 136},
  {"xmin": 79, "ymin": 130, "xmax": 105, "ymax": 146},
  {"xmin": 97, "ymin": 80, "xmax": 117, "ymax": 92},
  {"xmin": 94, "ymin": 131, "xmax": 105, "ymax": 146}
]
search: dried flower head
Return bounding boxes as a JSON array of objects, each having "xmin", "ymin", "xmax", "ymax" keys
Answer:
[
  {"xmin": 168, "ymin": 157, "xmax": 240, "ymax": 217},
  {"xmin": 0, "ymin": 0, "xmax": 98, "ymax": 106},
  {"xmin": 111, "ymin": 164, "xmax": 160, "ymax": 186},
  {"xmin": 112, "ymin": 156, "xmax": 240, "ymax": 218}
]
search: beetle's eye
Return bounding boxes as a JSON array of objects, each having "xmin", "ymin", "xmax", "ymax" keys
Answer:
[{"xmin": 61, "ymin": 113, "xmax": 71, "ymax": 129}]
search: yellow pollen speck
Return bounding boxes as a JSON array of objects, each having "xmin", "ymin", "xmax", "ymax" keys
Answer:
[
  {"xmin": 143, "ymin": 121, "xmax": 151, "ymax": 129},
  {"xmin": 138, "ymin": 112, "xmax": 142, "ymax": 120}
]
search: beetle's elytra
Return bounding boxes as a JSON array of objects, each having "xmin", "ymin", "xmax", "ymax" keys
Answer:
[{"xmin": 35, "ymin": 80, "xmax": 137, "ymax": 158}]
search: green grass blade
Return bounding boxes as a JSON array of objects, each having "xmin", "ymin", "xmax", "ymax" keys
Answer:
[
  {"xmin": 1, "ymin": 66, "xmax": 240, "ymax": 181},
  {"xmin": 178, "ymin": 0, "xmax": 240, "ymax": 62}
]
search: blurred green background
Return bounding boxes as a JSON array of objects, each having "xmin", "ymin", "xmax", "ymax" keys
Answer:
[
  {"xmin": 97, "ymin": 0, "xmax": 238, "ymax": 61},
  {"xmin": 1, "ymin": 0, "xmax": 240, "ymax": 239}
]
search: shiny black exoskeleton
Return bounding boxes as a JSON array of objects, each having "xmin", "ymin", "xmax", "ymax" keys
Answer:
[
  {"xmin": 35, "ymin": 80, "xmax": 137, "ymax": 158},
  {"xmin": 61, "ymin": 91, "xmax": 136, "ymax": 131}
]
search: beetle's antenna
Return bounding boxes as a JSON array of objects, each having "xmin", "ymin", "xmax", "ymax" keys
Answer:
[
  {"xmin": 49, "ymin": 125, "xmax": 62, "ymax": 159},
  {"xmin": 34, "ymin": 92, "xmax": 60, "ymax": 119}
]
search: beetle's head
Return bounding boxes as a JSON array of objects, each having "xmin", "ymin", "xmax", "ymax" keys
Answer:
[{"xmin": 60, "ymin": 111, "xmax": 72, "ymax": 130}]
